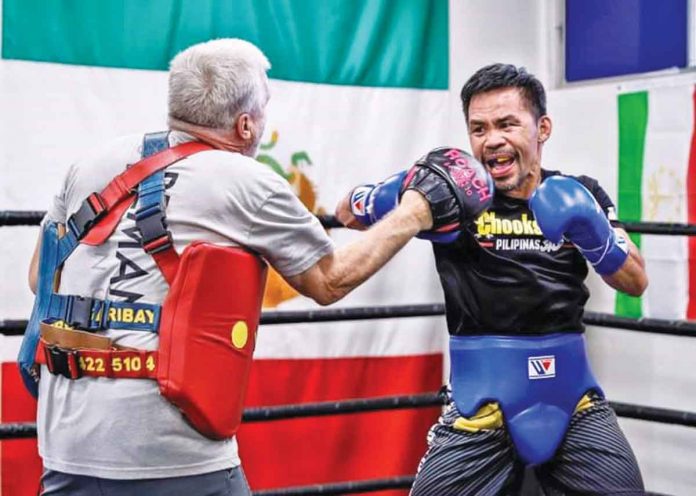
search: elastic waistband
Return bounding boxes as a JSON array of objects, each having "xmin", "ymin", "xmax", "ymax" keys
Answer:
[{"xmin": 449, "ymin": 332, "xmax": 583, "ymax": 350}]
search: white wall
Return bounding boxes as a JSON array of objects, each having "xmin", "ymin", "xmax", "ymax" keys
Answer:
[
  {"xmin": 447, "ymin": 0, "xmax": 549, "ymax": 148},
  {"xmin": 549, "ymin": 76, "xmax": 696, "ymax": 496},
  {"xmin": 449, "ymin": 1, "xmax": 696, "ymax": 494}
]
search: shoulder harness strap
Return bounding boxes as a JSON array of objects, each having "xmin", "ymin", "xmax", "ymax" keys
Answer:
[
  {"xmin": 57, "ymin": 135, "xmax": 210, "ymax": 265},
  {"xmin": 135, "ymin": 132, "xmax": 180, "ymax": 285}
]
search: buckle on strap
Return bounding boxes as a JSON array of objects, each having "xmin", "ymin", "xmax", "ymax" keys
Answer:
[
  {"xmin": 44, "ymin": 345, "xmax": 82, "ymax": 379},
  {"xmin": 136, "ymin": 204, "xmax": 173, "ymax": 254},
  {"xmin": 67, "ymin": 193, "xmax": 106, "ymax": 240},
  {"xmin": 143, "ymin": 234, "xmax": 173, "ymax": 254},
  {"xmin": 66, "ymin": 296, "xmax": 96, "ymax": 330}
]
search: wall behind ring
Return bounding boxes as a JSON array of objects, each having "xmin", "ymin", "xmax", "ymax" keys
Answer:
[
  {"xmin": 448, "ymin": 2, "xmax": 696, "ymax": 495},
  {"xmin": 1, "ymin": 0, "xmax": 695, "ymax": 494}
]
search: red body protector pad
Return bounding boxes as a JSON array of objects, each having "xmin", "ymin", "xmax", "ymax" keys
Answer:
[{"xmin": 158, "ymin": 241, "xmax": 267, "ymax": 439}]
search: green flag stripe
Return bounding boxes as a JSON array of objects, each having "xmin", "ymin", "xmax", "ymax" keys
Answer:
[
  {"xmin": 1, "ymin": 0, "xmax": 448, "ymax": 90},
  {"xmin": 616, "ymin": 91, "xmax": 648, "ymax": 318}
]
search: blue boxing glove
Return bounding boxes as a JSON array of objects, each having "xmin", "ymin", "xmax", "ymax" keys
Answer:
[
  {"xmin": 348, "ymin": 148, "xmax": 494, "ymax": 244},
  {"xmin": 349, "ymin": 171, "xmax": 406, "ymax": 227},
  {"xmin": 348, "ymin": 171, "xmax": 460, "ymax": 243},
  {"xmin": 529, "ymin": 176, "xmax": 629, "ymax": 275}
]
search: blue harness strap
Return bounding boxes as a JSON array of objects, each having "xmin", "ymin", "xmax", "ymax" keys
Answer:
[
  {"xmin": 18, "ymin": 222, "xmax": 61, "ymax": 396},
  {"xmin": 135, "ymin": 132, "xmax": 170, "ymax": 252},
  {"xmin": 44, "ymin": 294, "xmax": 161, "ymax": 332},
  {"xmin": 449, "ymin": 333, "xmax": 602, "ymax": 465}
]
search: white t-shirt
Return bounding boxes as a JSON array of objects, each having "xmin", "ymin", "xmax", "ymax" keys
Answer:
[{"xmin": 37, "ymin": 131, "xmax": 334, "ymax": 479}]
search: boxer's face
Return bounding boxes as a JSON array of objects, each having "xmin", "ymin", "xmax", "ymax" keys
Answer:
[{"xmin": 467, "ymin": 87, "xmax": 550, "ymax": 199}]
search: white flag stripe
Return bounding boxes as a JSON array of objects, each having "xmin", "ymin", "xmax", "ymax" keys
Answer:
[
  {"xmin": 641, "ymin": 85, "xmax": 693, "ymax": 319},
  {"xmin": 1, "ymin": 59, "xmax": 451, "ymax": 360}
]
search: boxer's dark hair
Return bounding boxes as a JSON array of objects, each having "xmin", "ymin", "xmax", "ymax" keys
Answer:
[{"xmin": 460, "ymin": 64, "xmax": 546, "ymax": 121}]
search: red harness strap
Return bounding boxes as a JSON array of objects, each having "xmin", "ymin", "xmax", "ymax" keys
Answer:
[
  {"xmin": 147, "ymin": 241, "xmax": 181, "ymax": 285},
  {"xmin": 81, "ymin": 141, "xmax": 212, "ymax": 246},
  {"xmin": 36, "ymin": 323, "xmax": 158, "ymax": 380},
  {"xmin": 38, "ymin": 338, "xmax": 158, "ymax": 380}
]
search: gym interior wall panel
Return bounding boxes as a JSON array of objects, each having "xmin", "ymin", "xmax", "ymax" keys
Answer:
[{"xmin": 565, "ymin": 0, "xmax": 688, "ymax": 81}]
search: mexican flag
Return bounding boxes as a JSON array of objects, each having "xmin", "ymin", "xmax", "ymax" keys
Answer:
[
  {"xmin": 617, "ymin": 83, "xmax": 696, "ymax": 320},
  {"xmin": 0, "ymin": 1, "xmax": 451, "ymax": 495}
]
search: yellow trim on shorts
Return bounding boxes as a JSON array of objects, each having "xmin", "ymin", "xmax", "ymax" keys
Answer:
[
  {"xmin": 573, "ymin": 393, "xmax": 594, "ymax": 414},
  {"xmin": 452, "ymin": 393, "xmax": 595, "ymax": 432},
  {"xmin": 452, "ymin": 403, "xmax": 504, "ymax": 432}
]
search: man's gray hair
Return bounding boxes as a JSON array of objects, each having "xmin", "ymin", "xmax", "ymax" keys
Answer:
[{"xmin": 168, "ymin": 38, "xmax": 271, "ymax": 129}]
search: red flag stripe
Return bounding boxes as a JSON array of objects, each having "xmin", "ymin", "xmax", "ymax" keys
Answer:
[
  {"xmin": 687, "ymin": 86, "xmax": 696, "ymax": 319},
  {"xmin": 2, "ymin": 355, "xmax": 441, "ymax": 495}
]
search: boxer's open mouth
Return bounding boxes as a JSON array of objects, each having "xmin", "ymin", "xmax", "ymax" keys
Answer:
[{"xmin": 486, "ymin": 154, "xmax": 516, "ymax": 179}]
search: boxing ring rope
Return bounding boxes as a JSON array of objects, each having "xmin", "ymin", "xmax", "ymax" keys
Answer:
[
  {"xmin": 1, "ymin": 211, "xmax": 694, "ymax": 496},
  {"xmin": 0, "ymin": 210, "xmax": 50, "ymax": 226},
  {"xmin": 2, "ymin": 305, "xmax": 696, "ymax": 337},
  {"xmin": 252, "ymin": 476, "xmax": 674, "ymax": 496},
  {"xmin": 3, "ymin": 210, "xmax": 696, "ymax": 236},
  {"xmin": 3, "ymin": 388, "xmax": 696, "ymax": 440},
  {"xmin": 253, "ymin": 477, "xmax": 671, "ymax": 496}
]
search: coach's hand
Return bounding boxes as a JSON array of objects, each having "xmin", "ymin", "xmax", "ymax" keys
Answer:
[{"xmin": 529, "ymin": 176, "xmax": 629, "ymax": 275}]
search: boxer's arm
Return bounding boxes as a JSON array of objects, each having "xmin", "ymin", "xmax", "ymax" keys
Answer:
[
  {"xmin": 600, "ymin": 227, "xmax": 647, "ymax": 296},
  {"xmin": 286, "ymin": 191, "xmax": 431, "ymax": 305}
]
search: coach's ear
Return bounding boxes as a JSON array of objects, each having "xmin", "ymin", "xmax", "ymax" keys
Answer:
[{"xmin": 236, "ymin": 113, "xmax": 253, "ymax": 141}]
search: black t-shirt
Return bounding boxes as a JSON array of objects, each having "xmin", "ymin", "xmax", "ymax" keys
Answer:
[{"xmin": 433, "ymin": 169, "xmax": 618, "ymax": 336}]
